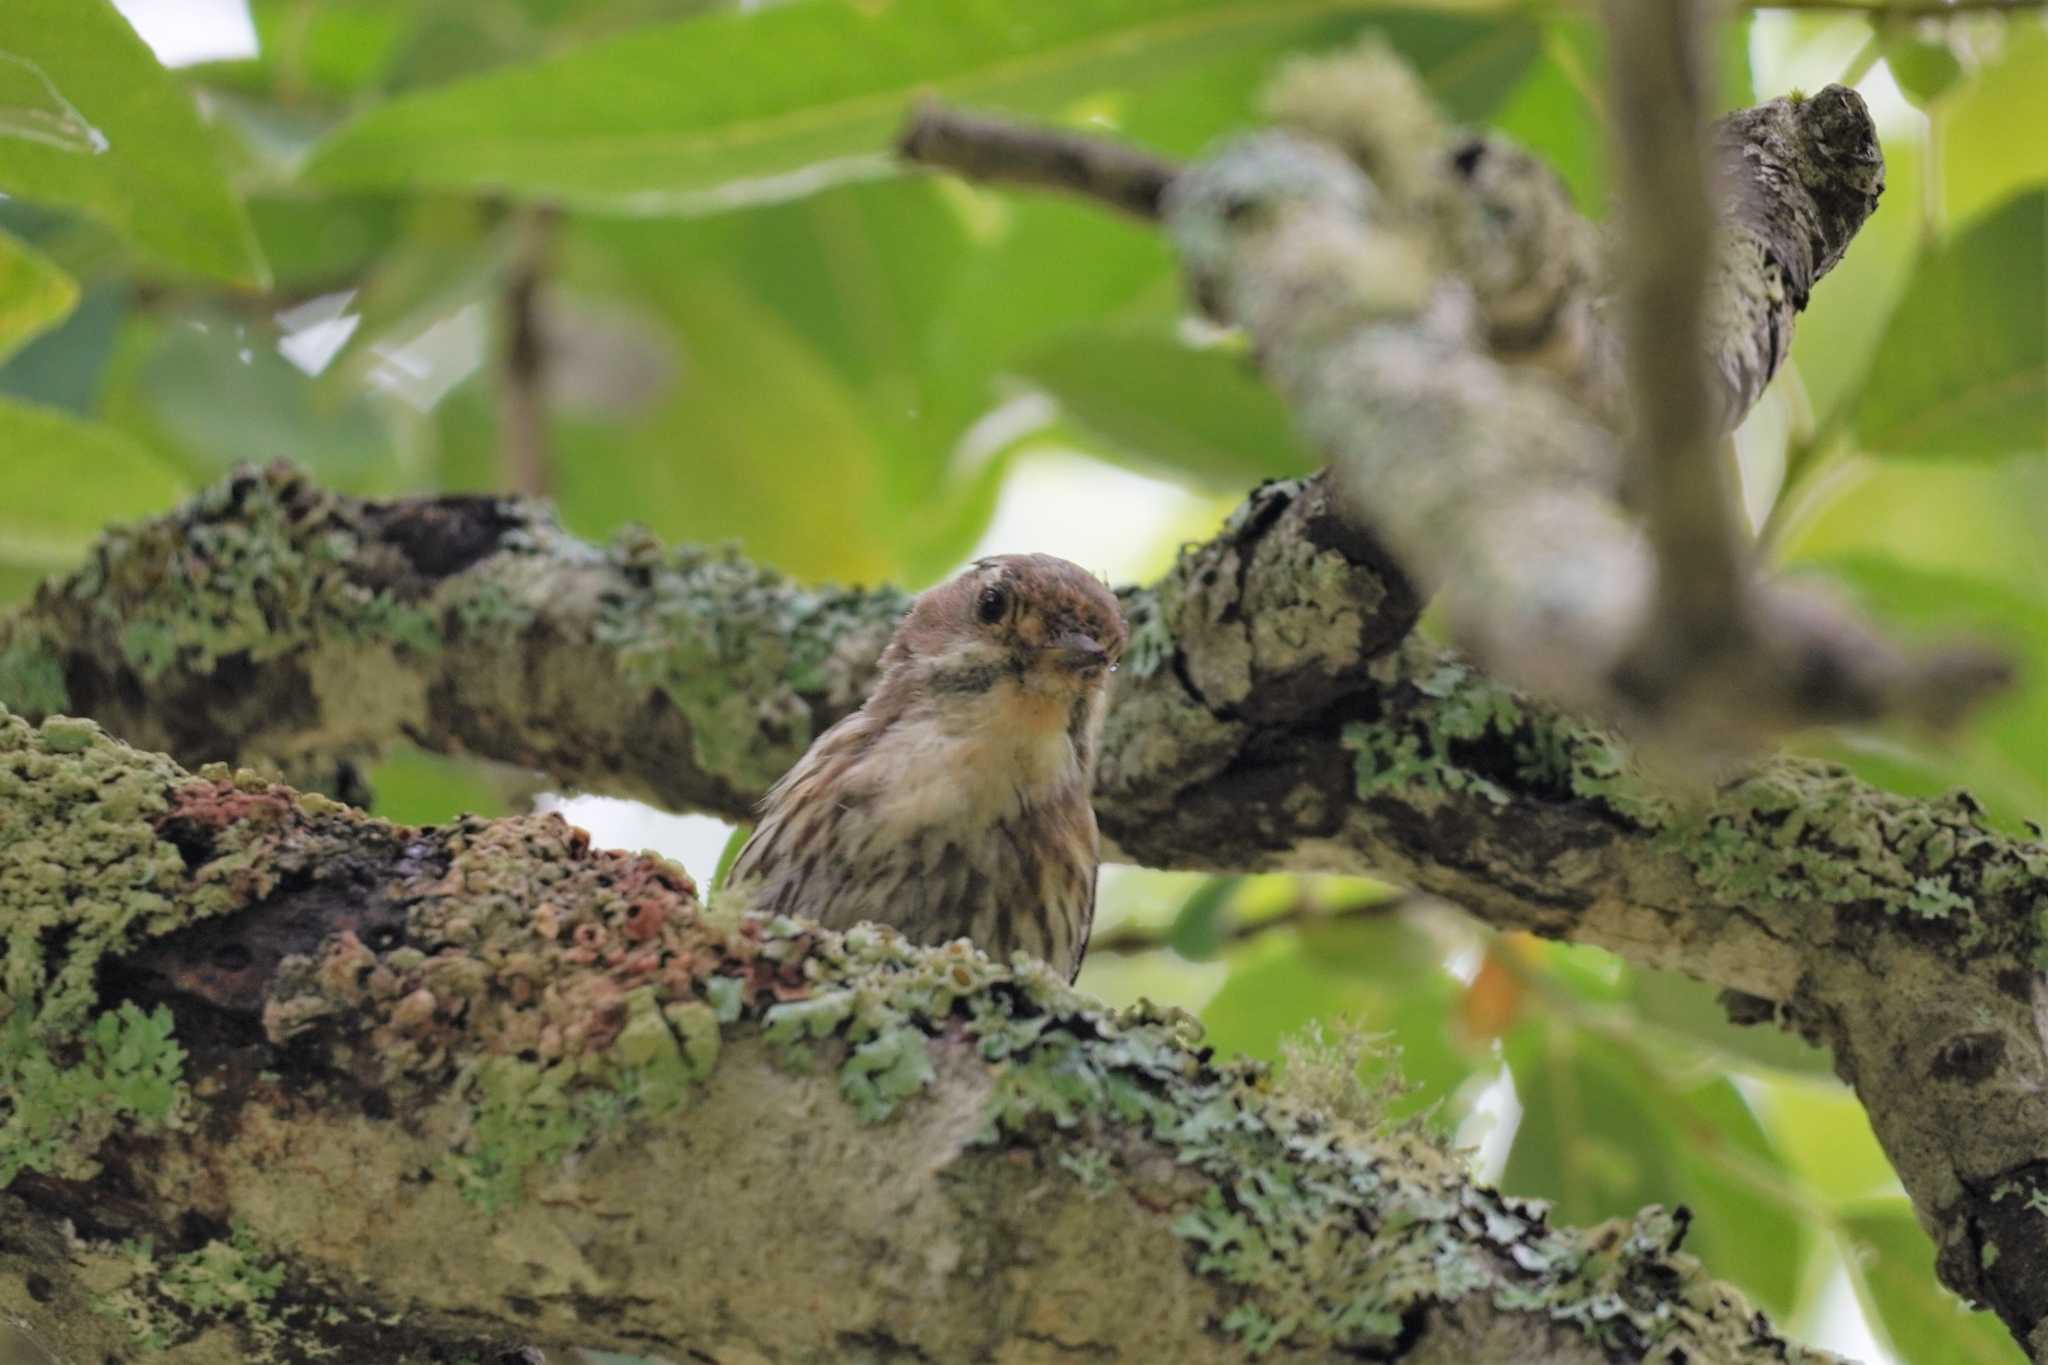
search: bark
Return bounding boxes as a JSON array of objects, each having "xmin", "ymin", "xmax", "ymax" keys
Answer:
[
  {"xmin": 5, "ymin": 463, "xmax": 2047, "ymax": 1357},
  {"xmin": 0, "ymin": 709, "xmax": 1831, "ymax": 1364}
]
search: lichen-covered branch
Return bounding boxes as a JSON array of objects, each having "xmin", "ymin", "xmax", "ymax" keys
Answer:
[
  {"xmin": 5, "ymin": 467, "xmax": 2046, "ymax": 1353},
  {"xmin": 0, "ymin": 708, "xmax": 1830, "ymax": 1363}
]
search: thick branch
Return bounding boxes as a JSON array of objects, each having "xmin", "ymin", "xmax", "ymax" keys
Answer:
[
  {"xmin": 0, "ymin": 708, "xmax": 1827, "ymax": 1363},
  {"xmin": 3, "ymin": 468, "xmax": 2045, "ymax": 1350}
]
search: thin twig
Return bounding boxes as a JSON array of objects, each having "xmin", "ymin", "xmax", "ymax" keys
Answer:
[
  {"xmin": 1603, "ymin": 0, "xmax": 1748, "ymax": 679},
  {"xmin": 896, "ymin": 98, "xmax": 1183, "ymax": 220},
  {"xmin": 1088, "ymin": 890, "xmax": 1418, "ymax": 957},
  {"xmin": 497, "ymin": 204, "xmax": 560, "ymax": 499}
]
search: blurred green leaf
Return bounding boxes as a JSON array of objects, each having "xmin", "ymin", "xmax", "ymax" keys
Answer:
[
  {"xmin": 1841, "ymin": 1200, "xmax": 2025, "ymax": 1364},
  {"xmin": 1884, "ymin": 32, "xmax": 1963, "ymax": 108},
  {"xmin": 245, "ymin": 194, "xmax": 408, "ymax": 289},
  {"xmin": 1793, "ymin": 554, "xmax": 2048, "ymax": 830},
  {"xmin": 1492, "ymin": 21, "xmax": 1606, "ymax": 213},
  {"xmin": 1015, "ymin": 323, "xmax": 1317, "ymax": 490},
  {"xmin": 1626, "ymin": 968, "xmax": 1833, "ymax": 1077},
  {"xmin": 364, "ymin": 743, "xmax": 509, "ymax": 825},
  {"xmin": 0, "ymin": 226, "xmax": 75, "ymax": 365},
  {"xmin": 302, "ymin": 1, "xmax": 1536, "ymax": 210},
  {"xmin": 114, "ymin": 309, "xmax": 401, "ymax": 490},
  {"xmin": 1201, "ymin": 917, "xmax": 1475, "ymax": 1119},
  {"xmin": 1166, "ymin": 875, "xmax": 1243, "ymax": 959},
  {"xmin": 1943, "ymin": 21, "xmax": 2048, "ymax": 229},
  {"xmin": 551, "ymin": 247, "xmax": 897, "ymax": 582},
  {"xmin": 0, "ymin": 395, "xmax": 187, "ymax": 568},
  {"xmin": 0, "ymin": 284, "xmax": 124, "ymax": 415},
  {"xmin": 1755, "ymin": 1077, "xmax": 1898, "ymax": 1205},
  {"xmin": 556, "ymin": 179, "xmax": 1176, "ymax": 580},
  {"xmin": 1853, "ymin": 188, "xmax": 2046, "ymax": 459},
  {"xmin": 1503, "ymin": 1023, "xmax": 1809, "ymax": 1317},
  {"xmin": 0, "ymin": 0, "xmax": 266, "ymax": 284}
]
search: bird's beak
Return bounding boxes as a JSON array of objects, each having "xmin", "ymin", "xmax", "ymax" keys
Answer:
[{"xmin": 1046, "ymin": 631, "xmax": 1110, "ymax": 675}]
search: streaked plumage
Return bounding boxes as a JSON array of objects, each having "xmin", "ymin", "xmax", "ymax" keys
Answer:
[{"xmin": 724, "ymin": 554, "xmax": 1127, "ymax": 980}]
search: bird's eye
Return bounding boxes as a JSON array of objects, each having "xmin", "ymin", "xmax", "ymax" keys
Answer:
[{"xmin": 976, "ymin": 584, "xmax": 1009, "ymax": 625}]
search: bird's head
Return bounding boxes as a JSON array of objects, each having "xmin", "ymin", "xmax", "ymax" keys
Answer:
[{"xmin": 878, "ymin": 554, "xmax": 1128, "ymax": 727}]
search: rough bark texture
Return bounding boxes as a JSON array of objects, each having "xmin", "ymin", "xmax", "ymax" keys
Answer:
[
  {"xmin": 6, "ymin": 462, "xmax": 2047, "ymax": 1357},
  {"xmin": 0, "ymin": 709, "xmax": 1833, "ymax": 1364}
]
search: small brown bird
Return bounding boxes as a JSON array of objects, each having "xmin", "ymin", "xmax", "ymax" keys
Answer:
[{"xmin": 724, "ymin": 554, "xmax": 1127, "ymax": 980}]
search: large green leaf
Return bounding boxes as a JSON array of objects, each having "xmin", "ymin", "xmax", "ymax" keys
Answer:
[
  {"xmin": 1625, "ymin": 967, "xmax": 1833, "ymax": 1077},
  {"xmin": 0, "ymin": 0, "xmax": 266, "ymax": 284},
  {"xmin": 1853, "ymin": 189, "xmax": 2046, "ymax": 459},
  {"xmin": 1503, "ymin": 1022, "xmax": 1809, "ymax": 1317},
  {"xmin": 0, "ymin": 226, "xmax": 75, "ymax": 365},
  {"xmin": 302, "ymin": 1, "xmax": 1535, "ymax": 209},
  {"xmin": 1199, "ymin": 915, "xmax": 1477, "ymax": 1122},
  {"xmin": 0, "ymin": 396, "xmax": 188, "ymax": 569},
  {"xmin": 108, "ymin": 309, "xmax": 402, "ymax": 492},
  {"xmin": 1943, "ymin": 21, "xmax": 2048, "ymax": 229},
  {"xmin": 1840, "ymin": 1200, "xmax": 2026, "ymax": 1364},
  {"xmin": 1013, "ymin": 322, "xmax": 1318, "ymax": 490},
  {"xmin": 550, "ymin": 177, "xmax": 1177, "ymax": 582},
  {"xmin": 1791, "ymin": 553, "xmax": 2048, "ymax": 831}
]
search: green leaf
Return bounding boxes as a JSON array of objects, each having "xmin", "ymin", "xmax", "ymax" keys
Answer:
[
  {"xmin": 0, "ymin": 284, "xmax": 125, "ymax": 416},
  {"xmin": 1753, "ymin": 1077, "xmax": 1897, "ymax": 1205},
  {"xmin": 1884, "ymin": 32, "xmax": 1963, "ymax": 109},
  {"xmin": 0, "ymin": 396, "xmax": 188, "ymax": 569},
  {"xmin": 113, "ymin": 308, "xmax": 400, "ymax": 491},
  {"xmin": 1015, "ymin": 323, "xmax": 1318, "ymax": 491},
  {"xmin": 1854, "ymin": 189, "xmax": 2046, "ymax": 459},
  {"xmin": 1166, "ymin": 875, "xmax": 1243, "ymax": 960},
  {"xmin": 1943, "ymin": 22, "xmax": 2048, "ymax": 229},
  {"xmin": 1200, "ymin": 918, "xmax": 1474, "ymax": 1120},
  {"xmin": 1503, "ymin": 1023, "xmax": 1809, "ymax": 1317},
  {"xmin": 1790, "ymin": 554, "xmax": 2048, "ymax": 831},
  {"xmin": 1841, "ymin": 1200, "xmax": 2025, "ymax": 1364},
  {"xmin": 0, "ymin": 225, "xmax": 75, "ymax": 365},
  {"xmin": 1626, "ymin": 968, "xmax": 1833, "ymax": 1076},
  {"xmin": 0, "ymin": 0, "xmax": 266, "ymax": 284},
  {"xmin": 303, "ymin": 1, "xmax": 1537, "ymax": 209}
]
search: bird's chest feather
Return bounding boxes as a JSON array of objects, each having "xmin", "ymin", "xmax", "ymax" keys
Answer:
[{"xmin": 861, "ymin": 687, "xmax": 1082, "ymax": 833}]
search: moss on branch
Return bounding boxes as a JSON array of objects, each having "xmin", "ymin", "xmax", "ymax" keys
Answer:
[{"xmin": 0, "ymin": 703, "xmax": 1844, "ymax": 1363}]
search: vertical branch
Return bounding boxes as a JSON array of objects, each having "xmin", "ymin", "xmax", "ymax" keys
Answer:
[
  {"xmin": 1603, "ymin": 0, "xmax": 1747, "ymax": 672},
  {"xmin": 497, "ymin": 204, "xmax": 561, "ymax": 499}
]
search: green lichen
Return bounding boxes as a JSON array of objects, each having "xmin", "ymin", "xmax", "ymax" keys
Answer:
[
  {"xmin": 1343, "ymin": 657, "xmax": 1669, "ymax": 825},
  {"xmin": 594, "ymin": 538, "xmax": 908, "ymax": 792},
  {"xmin": 0, "ymin": 635, "xmax": 67, "ymax": 716},
  {"xmin": 0, "ymin": 708, "xmax": 194, "ymax": 1184},
  {"xmin": 59, "ymin": 467, "xmax": 440, "ymax": 682},
  {"xmin": 1122, "ymin": 590, "xmax": 1176, "ymax": 681},
  {"xmin": 103, "ymin": 1224, "xmax": 294, "ymax": 1357},
  {"xmin": 449, "ymin": 578, "xmax": 538, "ymax": 638},
  {"xmin": 0, "ymin": 1001, "xmax": 184, "ymax": 1186},
  {"xmin": 1675, "ymin": 767, "xmax": 2029, "ymax": 944}
]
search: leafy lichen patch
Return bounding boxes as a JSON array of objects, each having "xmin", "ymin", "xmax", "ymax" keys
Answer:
[
  {"xmin": 0, "ymin": 708, "xmax": 194, "ymax": 1185},
  {"xmin": 595, "ymin": 537, "xmax": 907, "ymax": 795},
  {"xmin": 1344, "ymin": 652, "xmax": 1668, "ymax": 826},
  {"xmin": 52, "ymin": 465, "xmax": 442, "ymax": 683},
  {"xmin": 1678, "ymin": 764, "xmax": 2041, "ymax": 950}
]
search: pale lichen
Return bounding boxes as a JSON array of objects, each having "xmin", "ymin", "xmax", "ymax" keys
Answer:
[
  {"xmin": 594, "ymin": 538, "xmax": 906, "ymax": 794},
  {"xmin": 0, "ymin": 707, "xmax": 193, "ymax": 1184}
]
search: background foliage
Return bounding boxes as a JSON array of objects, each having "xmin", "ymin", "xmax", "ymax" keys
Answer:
[{"xmin": 0, "ymin": 1, "xmax": 2042, "ymax": 1358}]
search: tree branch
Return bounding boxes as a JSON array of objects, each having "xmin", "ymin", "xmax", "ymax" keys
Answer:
[
  {"xmin": 1604, "ymin": 0, "xmax": 1745, "ymax": 658},
  {"xmin": 0, "ymin": 708, "xmax": 1834, "ymax": 1363},
  {"xmin": 2, "ymin": 465, "xmax": 2044, "ymax": 1350}
]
